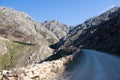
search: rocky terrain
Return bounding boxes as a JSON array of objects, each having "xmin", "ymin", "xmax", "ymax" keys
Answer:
[
  {"xmin": 0, "ymin": 48, "xmax": 81, "ymax": 80},
  {"xmin": 0, "ymin": 7, "xmax": 60, "ymax": 44},
  {"xmin": 42, "ymin": 20, "xmax": 70, "ymax": 40},
  {"xmin": 0, "ymin": 7, "xmax": 69, "ymax": 70},
  {"xmin": 0, "ymin": 36, "xmax": 53, "ymax": 70},
  {"xmin": 0, "ymin": 6, "xmax": 120, "ymax": 80},
  {"xmin": 63, "ymin": 6, "xmax": 120, "ymax": 55}
]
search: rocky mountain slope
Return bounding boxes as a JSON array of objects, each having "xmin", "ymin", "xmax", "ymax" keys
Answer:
[
  {"xmin": 0, "ymin": 7, "xmax": 69, "ymax": 70},
  {"xmin": 63, "ymin": 6, "xmax": 120, "ymax": 55},
  {"xmin": 0, "ymin": 37, "xmax": 38, "ymax": 70},
  {"xmin": 0, "ymin": 7, "xmax": 59, "ymax": 44},
  {"xmin": 42, "ymin": 20, "xmax": 70, "ymax": 40},
  {"xmin": 0, "ymin": 35, "xmax": 54, "ymax": 71}
]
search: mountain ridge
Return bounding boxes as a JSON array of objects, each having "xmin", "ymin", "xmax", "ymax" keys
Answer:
[{"xmin": 63, "ymin": 6, "xmax": 120, "ymax": 55}]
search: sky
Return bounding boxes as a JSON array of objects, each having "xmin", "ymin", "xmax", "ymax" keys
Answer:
[{"xmin": 0, "ymin": 0, "xmax": 119, "ymax": 25}]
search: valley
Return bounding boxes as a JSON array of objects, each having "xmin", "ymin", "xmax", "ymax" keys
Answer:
[{"xmin": 0, "ymin": 6, "xmax": 120, "ymax": 80}]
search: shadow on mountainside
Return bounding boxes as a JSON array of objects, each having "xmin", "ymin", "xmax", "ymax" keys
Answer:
[{"xmin": 39, "ymin": 47, "xmax": 77, "ymax": 63}]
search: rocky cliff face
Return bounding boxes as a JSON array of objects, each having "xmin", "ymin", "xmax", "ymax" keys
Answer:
[{"xmin": 64, "ymin": 6, "xmax": 120, "ymax": 55}]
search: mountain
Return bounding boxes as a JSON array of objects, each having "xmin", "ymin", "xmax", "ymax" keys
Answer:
[
  {"xmin": 0, "ymin": 7, "xmax": 60, "ymax": 44},
  {"xmin": 0, "ymin": 7, "xmax": 69, "ymax": 70},
  {"xmin": 63, "ymin": 6, "xmax": 120, "ymax": 55},
  {"xmin": 42, "ymin": 20, "xmax": 70, "ymax": 40},
  {"xmin": 0, "ymin": 7, "xmax": 55, "ymax": 70}
]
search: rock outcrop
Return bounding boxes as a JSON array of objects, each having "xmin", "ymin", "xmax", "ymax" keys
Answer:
[{"xmin": 0, "ymin": 37, "xmax": 8, "ymax": 55}]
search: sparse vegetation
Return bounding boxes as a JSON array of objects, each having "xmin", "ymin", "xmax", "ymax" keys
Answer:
[{"xmin": 0, "ymin": 38, "xmax": 38, "ymax": 70}]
